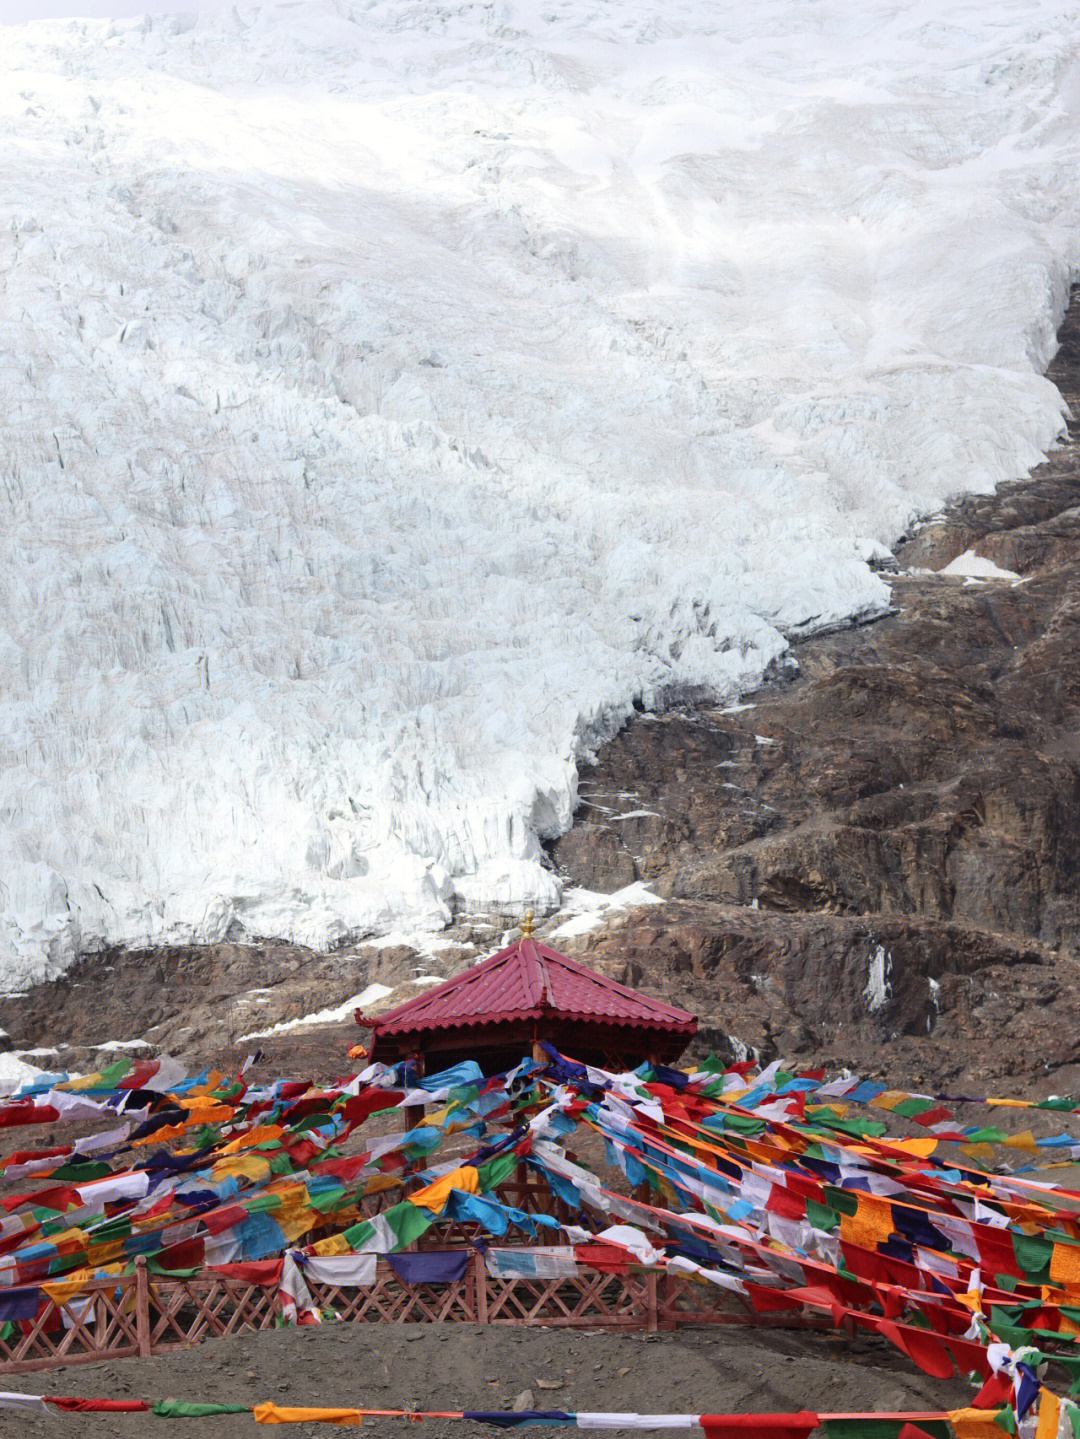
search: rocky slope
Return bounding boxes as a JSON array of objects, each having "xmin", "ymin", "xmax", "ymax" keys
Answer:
[{"xmin": 4, "ymin": 300, "xmax": 1080, "ymax": 1095}]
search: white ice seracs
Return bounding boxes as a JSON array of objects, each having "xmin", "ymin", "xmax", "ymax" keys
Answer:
[{"xmin": 1, "ymin": 0, "xmax": 1079, "ymax": 985}]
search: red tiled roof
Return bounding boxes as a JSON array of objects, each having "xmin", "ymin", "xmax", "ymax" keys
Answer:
[{"xmin": 359, "ymin": 936, "xmax": 697, "ymax": 1038}]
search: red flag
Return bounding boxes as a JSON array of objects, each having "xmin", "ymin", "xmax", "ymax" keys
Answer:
[
  {"xmin": 875, "ymin": 1319, "xmax": 955, "ymax": 1378},
  {"xmin": 766, "ymin": 1184, "xmax": 806, "ymax": 1221},
  {"xmin": 48, "ymin": 1398, "xmax": 150, "ymax": 1412},
  {"xmin": 971, "ymin": 1372, "xmax": 1013, "ymax": 1410},
  {"xmin": 743, "ymin": 1282, "xmax": 805, "ymax": 1314},
  {"xmin": 700, "ymin": 1412, "xmax": 819, "ymax": 1439},
  {"xmin": 200, "ymin": 1204, "xmax": 249, "ymax": 1236},
  {"xmin": 899, "ymin": 1425, "xmax": 945, "ymax": 1439},
  {"xmin": 206, "ymin": 1259, "xmax": 283, "ymax": 1285},
  {"xmin": 573, "ymin": 1243, "xmax": 634, "ymax": 1273}
]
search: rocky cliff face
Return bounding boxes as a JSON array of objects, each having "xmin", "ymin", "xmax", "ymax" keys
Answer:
[{"xmin": 548, "ymin": 294, "xmax": 1080, "ymax": 1090}]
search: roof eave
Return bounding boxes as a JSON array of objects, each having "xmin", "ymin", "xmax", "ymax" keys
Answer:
[{"xmin": 372, "ymin": 1009, "xmax": 698, "ymax": 1039}]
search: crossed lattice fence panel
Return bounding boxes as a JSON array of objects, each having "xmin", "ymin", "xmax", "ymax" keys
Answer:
[
  {"xmin": 656, "ymin": 1273, "xmax": 747, "ymax": 1326},
  {"xmin": 0, "ymin": 1273, "xmax": 141, "ymax": 1374},
  {"xmin": 0, "ymin": 1252, "xmax": 823, "ymax": 1374},
  {"xmin": 485, "ymin": 1268, "xmax": 652, "ymax": 1328},
  {"xmin": 307, "ymin": 1264, "xmax": 479, "ymax": 1323},
  {"xmin": 146, "ymin": 1274, "xmax": 280, "ymax": 1349}
]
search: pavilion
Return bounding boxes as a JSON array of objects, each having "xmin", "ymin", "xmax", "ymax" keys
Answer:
[{"xmin": 355, "ymin": 913, "xmax": 698, "ymax": 1074}]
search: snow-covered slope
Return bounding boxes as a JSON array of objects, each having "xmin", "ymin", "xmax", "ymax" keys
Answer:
[{"xmin": 1, "ymin": 0, "xmax": 1078, "ymax": 985}]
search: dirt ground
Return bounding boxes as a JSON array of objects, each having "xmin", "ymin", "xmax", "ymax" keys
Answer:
[{"xmin": 1, "ymin": 1320, "xmax": 973, "ymax": 1437}]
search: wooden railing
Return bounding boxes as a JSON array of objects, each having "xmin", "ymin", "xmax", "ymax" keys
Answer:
[{"xmin": 0, "ymin": 1254, "xmax": 827, "ymax": 1375}]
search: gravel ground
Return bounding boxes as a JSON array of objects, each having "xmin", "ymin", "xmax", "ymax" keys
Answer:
[{"xmin": 1, "ymin": 1319, "xmax": 973, "ymax": 1437}]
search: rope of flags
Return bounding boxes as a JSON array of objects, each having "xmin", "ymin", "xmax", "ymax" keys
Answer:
[
  {"xmin": 2, "ymin": 1047, "xmax": 1080, "ymax": 1434},
  {"xmin": 0, "ymin": 1397, "xmax": 1041, "ymax": 1432}
]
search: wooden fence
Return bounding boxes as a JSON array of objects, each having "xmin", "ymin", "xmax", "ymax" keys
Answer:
[{"xmin": 0, "ymin": 1254, "xmax": 827, "ymax": 1375}]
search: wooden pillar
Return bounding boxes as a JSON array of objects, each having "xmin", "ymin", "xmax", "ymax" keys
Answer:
[
  {"xmin": 513, "ymin": 1157, "xmax": 530, "ymax": 1211},
  {"xmin": 659, "ymin": 1270, "xmax": 677, "ymax": 1332},
  {"xmin": 134, "ymin": 1256, "xmax": 151, "ymax": 1357},
  {"xmin": 473, "ymin": 1249, "xmax": 488, "ymax": 1325},
  {"xmin": 95, "ymin": 1285, "xmax": 109, "ymax": 1352},
  {"xmin": 645, "ymin": 1268, "xmax": 658, "ymax": 1333},
  {"xmin": 404, "ymin": 1102, "xmax": 427, "ymax": 1148}
]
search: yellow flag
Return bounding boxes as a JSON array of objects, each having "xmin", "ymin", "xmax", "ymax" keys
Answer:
[
  {"xmin": 254, "ymin": 1403, "xmax": 365, "ymax": 1425},
  {"xmin": 407, "ymin": 1165, "xmax": 480, "ymax": 1212},
  {"xmin": 1035, "ymin": 1390, "xmax": 1060, "ymax": 1439}
]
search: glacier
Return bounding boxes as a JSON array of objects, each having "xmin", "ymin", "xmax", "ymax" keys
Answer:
[{"xmin": 1, "ymin": 0, "xmax": 1079, "ymax": 986}]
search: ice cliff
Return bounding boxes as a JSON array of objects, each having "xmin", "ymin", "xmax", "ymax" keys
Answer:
[{"xmin": 1, "ymin": 0, "xmax": 1079, "ymax": 985}]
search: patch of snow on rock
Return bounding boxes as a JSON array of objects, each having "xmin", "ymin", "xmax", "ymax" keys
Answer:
[
  {"xmin": 237, "ymin": 981, "xmax": 394, "ymax": 1042},
  {"xmin": 550, "ymin": 881, "xmax": 663, "ymax": 940},
  {"xmin": 0, "ymin": 0, "xmax": 1077, "ymax": 985},
  {"xmin": 0, "ymin": 1053, "xmax": 48, "ymax": 1097},
  {"xmin": 940, "ymin": 550, "xmax": 1022, "ymax": 581},
  {"xmin": 549, "ymin": 911, "xmax": 606, "ymax": 941}
]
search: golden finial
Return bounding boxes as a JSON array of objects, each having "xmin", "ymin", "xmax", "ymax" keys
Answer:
[{"xmin": 520, "ymin": 909, "xmax": 536, "ymax": 938}]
